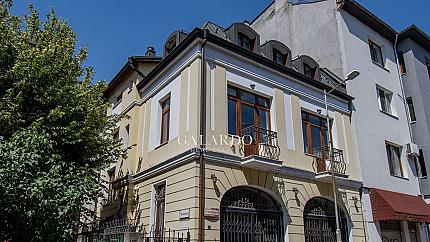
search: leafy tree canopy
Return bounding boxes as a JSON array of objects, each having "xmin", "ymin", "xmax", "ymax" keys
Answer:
[{"xmin": 0, "ymin": 1, "xmax": 124, "ymax": 241}]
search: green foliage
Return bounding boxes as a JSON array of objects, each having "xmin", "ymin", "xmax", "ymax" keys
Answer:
[{"xmin": 0, "ymin": 1, "xmax": 125, "ymax": 241}]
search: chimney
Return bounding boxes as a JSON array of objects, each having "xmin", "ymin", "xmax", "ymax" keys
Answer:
[{"xmin": 145, "ymin": 47, "xmax": 156, "ymax": 57}]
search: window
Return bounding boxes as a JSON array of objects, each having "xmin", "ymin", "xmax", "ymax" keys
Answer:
[
  {"xmin": 160, "ymin": 97, "xmax": 170, "ymax": 144},
  {"xmin": 377, "ymin": 88, "xmax": 392, "ymax": 114},
  {"xmin": 427, "ymin": 61, "xmax": 430, "ymax": 80},
  {"xmin": 302, "ymin": 111, "xmax": 329, "ymax": 155},
  {"xmin": 238, "ymin": 33, "xmax": 254, "ymax": 51},
  {"xmin": 419, "ymin": 149, "xmax": 427, "ymax": 178},
  {"xmin": 113, "ymin": 130, "xmax": 119, "ymax": 141},
  {"xmin": 124, "ymin": 125, "xmax": 130, "ymax": 149},
  {"xmin": 153, "ymin": 182, "xmax": 166, "ymax": 237},
  {"xmin": 369, "ymin": 40, "xmax": 384, "ymax": 66},
  {"xmin": 115, "ymin": 93, "xmax": 123, "ymax": 105},
  {"xmin": 398, "ymin": 52, "xmax": 406, "ymax": 74},
  {"xmin": 303, "ymin": 63, "xmax": 316, "ymax": 79},
  {"xmin": 273, "ymin": 48, "xmax": 286, "ymax": 65},
  {"xmin": 407, "ymin": 97, "xmax": 416, "ymax": 122},
  {"xmin": 227, "ymin": 85, "xmax": 270, "ymax": 135},
  {"xmin": 386, "ymin": 143, "xmax": 403, "ymax": 177},
  {"xmin": 107, "ymin": 168, "xmax": 116, "ymax": 202}
]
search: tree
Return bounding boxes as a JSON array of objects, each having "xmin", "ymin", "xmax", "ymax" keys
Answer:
[{"xmin": 0, "ymin": 1, "xmax": 125, "ymax": 241}]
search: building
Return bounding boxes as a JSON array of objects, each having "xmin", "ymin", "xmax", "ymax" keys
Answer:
[
  {"xmin": 87, "ymin": 20, "xmax": 368, "ymax": 241},
  {"xmin": 397, "ymin": 25, "xmax": 430, "ymax": 201},
  {"xmin": 252, "ymin": 0, "xmax": 430, "ymax": 241}
]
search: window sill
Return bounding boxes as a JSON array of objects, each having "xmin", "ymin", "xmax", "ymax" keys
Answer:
[
  {"xmin": 372, "ymin": 61, "xmax": 390, "ymax": 72},
  {"xmin": 390, "ymin": 174, "xmax": 409, "ymax": 180},
  {"xmin": 410, "ymin": 121, "xmax": 417, "ymax": 124},
  {"xmin": 421, "ymin": 176, "xmax": 428, "ymax": 179},
  {"xmin": 380, "ymin": 110, "xmax": 398, "ymax": 119},
  {"xmin": 155, "ymin": 141, "xmax": 169, "ymax": 150},
  {"xmin": 113, "ymin": 100, "xmax": 122, "ymax": 109}
]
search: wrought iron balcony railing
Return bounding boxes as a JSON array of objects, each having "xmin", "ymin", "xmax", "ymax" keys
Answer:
[
  {"xmin": 312, "ymin": 146, "xmax": 347, "ymax": 175},
  {"xmin": 78, "ymin": 219, "xmax": 191, "ymax": 242},
  {"xmin": 239, "ymin": 126, "xmax": 280, "ymax": 160}
]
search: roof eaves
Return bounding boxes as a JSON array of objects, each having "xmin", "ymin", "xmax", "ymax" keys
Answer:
[{"xmin": 399, "ymin": 25, "xmax": 430, "ymax": 53}]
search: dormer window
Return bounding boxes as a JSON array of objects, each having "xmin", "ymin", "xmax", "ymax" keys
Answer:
[
  {"xmin": 303, "ymin": 63, "xmax": 316, "ymax": 79},
  {"xmin": 227, "ymin": 23, "xmax": 260, "ymax": 53},
  {"xmin": 273, "ymin": 48, "xmax": 286, "ymax": 65},
  {"xmin": 292, "ymin": 55, "xmax": 320, "ymax": 81},
  {"xmin": 163, "ymin": 30, "xmax": 188, "ymax": 57},
  {"xmin": 238, "ymin": 33, "xmax": 254, "ymax": 51},
  {"xmin": 261, "ymin": 40, "xmax": 292, "ymax": 67}
]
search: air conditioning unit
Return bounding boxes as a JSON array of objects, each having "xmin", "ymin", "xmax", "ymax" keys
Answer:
[{"xmin": 405, "ymin": 143, "xmax": 419, "ymax": 156}]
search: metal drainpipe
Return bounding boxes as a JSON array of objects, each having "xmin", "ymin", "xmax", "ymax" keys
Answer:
[
  {"xmin": 394, "ymin": 34, "xmax": 429, "ymax": 241},
  {"xmin": 198, "ymin": 29, "xmax": 209, "ymax": 242}
]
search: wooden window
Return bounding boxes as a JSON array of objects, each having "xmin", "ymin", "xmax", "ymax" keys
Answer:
[
  {"xmin": 303, "ymin": 63, "xmax": 316, "ymax": 79},
  {"xmin": 369, "ymin": 40, "xmax": 384, "ymax": 66},
  {"xmin": 153, "ymin": 182, "xmax": 166, "ymax": 237},
  {"xmin": 398, "ymin": 51, "xmax": 406, "ymax": 74},
  {"xmin": 160, "ymin": 97, "xmax": 170, "ymax": 144},
  {"xmin": 273, "ymin": 48, "xmax": 286, "ymax": 65},
  {"xmin": 378, "ymin": 88, "xmax": 392, "ymax": 114},
  {"xmin": 227, "ymin": 85, "xmax": 270, "ymax": 135},
  {"xmin": 107, "ymin": 168, "xmax": 116, "ymax": 202},
  {"xmin": 407, "ymin": 97, "xmax": 416, "ymax": 122},
  {"xmin": 113, "ymin": 130, "xmax": 119, "ymax": 141},
  {"xmin": 238, "ymin": 33, "xmax": 254, "ymax": 51},
  {"xmin": 386, "ymin": 143, "xmax": 403, "ymax": 177},
  {"xmin": 301, "ymin": 111, "xmax": 329, "ymax": 155},
  {"xmin": 419, "ymin": 149, "xmax": 428, "ymax": 178}
]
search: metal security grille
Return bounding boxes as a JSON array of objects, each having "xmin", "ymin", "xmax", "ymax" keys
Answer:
[
  {"xmin": 304, "ymin": 197, "xmax": 349, "ymax": 242},
  {"xmin": 220, "ymin": 187, "xmax": 283, "ymax": 242}
]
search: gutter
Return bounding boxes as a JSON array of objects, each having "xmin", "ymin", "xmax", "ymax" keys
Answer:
[{"xmin": 198, "ymin": 29, "xmax": 209, "ymax": 242}]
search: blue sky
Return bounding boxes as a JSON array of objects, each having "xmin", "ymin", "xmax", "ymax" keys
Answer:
[{"xmin": 11, "ymin": 0, "xmax": 430, "ymax": 82}]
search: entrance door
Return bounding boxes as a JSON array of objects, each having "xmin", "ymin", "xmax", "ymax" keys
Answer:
[
  {"xmin": 220, "ymin": 186, "xmax": 283, "ymax": 242},
  {"xmin": 304, "ymin": 197, "xmax": 349, "ymax": 242},
  {"xmin": 380, "ymin": 221, "xmax": 402, "ymax": 242}
]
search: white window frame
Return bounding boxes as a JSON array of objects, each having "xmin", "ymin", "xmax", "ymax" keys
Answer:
[
  {"xmin": 376, "ymin": 86, "xmax": 396, "ymax": 116},
  {"xmin": 385, "ymin": 141, "xmax": 405, "ymax": 178}
]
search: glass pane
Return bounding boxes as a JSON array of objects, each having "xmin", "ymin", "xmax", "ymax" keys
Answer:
[
  {"xmin": 302, "ymin": 112, "xmax": 307, "ymax": 120},
  {"xmin": 311, "ymin": 126, "xmax": 322, "ymax": 151},
  {"xmin": 258, "ymin": 97, "xmax": 269, "ymax": 108},
  {"xmin": 228, "ymin": 99, "xmax": 237, "ymax": 135},
  {"xmin": 241, "ymin": 91, "xmax": 256, "ymax": 104},
  {"xmin": 309, "ymin": 114, "xmax": 320, "ymax": 126},
  {"xmin": 302, "ymin": 122, "xmax": 309, "ymax": 153},
  {"xmin": 228, "ymin": 86, "xmax": 237, "ymax": 97},
  {"xmin": 161, "ymin": 112, "xmax": 169, "ymax": 143},
  {"xmin": 241, "ymin": 104, "xmax": 255, "ymax": 136}
]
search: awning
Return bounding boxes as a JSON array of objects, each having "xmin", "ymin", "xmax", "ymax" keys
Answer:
[{"xmin": 370, "ymin": 188, "xmax": 430, "ymax": 223}]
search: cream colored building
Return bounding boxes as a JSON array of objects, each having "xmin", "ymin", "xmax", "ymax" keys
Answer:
[{"xmin": 89, "ymin": 22, "xmax": 366, "ymax": 242}]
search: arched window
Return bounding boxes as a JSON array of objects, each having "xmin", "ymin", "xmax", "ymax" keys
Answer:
[
  {"xmin": 261, "ymin": 40, "xmax": 292, "ymax": 67},
  {"xmin": 220, "ymin": 186, "xmax": 283, "ymax": 242},
  {"xmin": 226, "ymin": 23, "xmax": 260, "ymax": 53},
  {"xmin": 304, "ymin": 197, "xmax": 349, "ymax": 242},
  {"xmin": 293, "ymin": 55, "xmax": 320, "ymax": 80},
  {"xmin": 163, "ymin": 30, "xmax": 188, "ymax": 56}
]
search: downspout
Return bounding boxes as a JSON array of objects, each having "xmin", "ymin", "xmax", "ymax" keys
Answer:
[
  {"xmin": 394, "ymin": 34, "xmax": 429, "ymax": 240},
  {"xmin": 198, "ymin": 29, "xmax": 209, "ymax": 242}
]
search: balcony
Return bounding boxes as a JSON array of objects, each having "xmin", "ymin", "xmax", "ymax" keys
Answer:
[
  {"xmin": 239, "ymin": 126, "xmax": 281, "ymax": 171},
  {"xmin": 312, "ymin": 146, "xmax": 348, "ymax": 182}
]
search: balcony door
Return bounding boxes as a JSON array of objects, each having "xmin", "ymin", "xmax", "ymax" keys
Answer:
[{"xmin": 228, "ymin": 85, "xmax": 270, "ymax": 156}]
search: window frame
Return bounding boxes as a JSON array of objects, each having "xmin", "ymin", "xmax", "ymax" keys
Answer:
[
  {"xmin": 152, "ymin": 182, "xmax": 166, "ymax": 237},
  {"xmin": 301, "ymin": 110, "xmax": 331, "ymax": 155},
  {"xmin": 369, "ymin": 39, "xmax": 384, "ymax": 67},
  {"xmin": 303, "ymin": 62, "xmax": 316, "ymax": 79},
  {"xmin": 272, "ymin": 48, "xmax": 287, "ymax": 66},
  {"xmin": 377, "ymin": 87, "xmax": 393, "ymax": 115},
  {"xmin": 427, "ymin": 60, "xmax": 430, "ymax": 80},
  {"xmin": 406, "ymin": 97, "xmax": 417, "ymax": 123},
  {"xmin": 398, "ymin": 51, "xmax": 407, "ymax": 75},
  {"xmin": 385, "ymin": 142, "xmax": 403, "ymax": 177},
  {"xmin": 238, "ymin": 32, "xmax": 255, "ymax": 52},
  {"xmin": 160, "ymin": 96, "xmax": 171, "ymax": 144},
  {"xmin": 124, "ymin": 125, "xmax": 130, "ymax": 149},
  {"xmin": 227, "ymin": 85, "xmax": 271, "ymax": 136},
  {"xmin": 419, "ymin": 149, "xmax": 428, "ymax": 178}
]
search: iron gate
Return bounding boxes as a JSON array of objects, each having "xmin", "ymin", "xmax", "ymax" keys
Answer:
[
  {"xmin": 304, "ymin": 197, "xmax": 349, "ymax": 242},
  {"xmin": 220, "ymin": 186, "xmax": 283, "ymax": 242}
]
